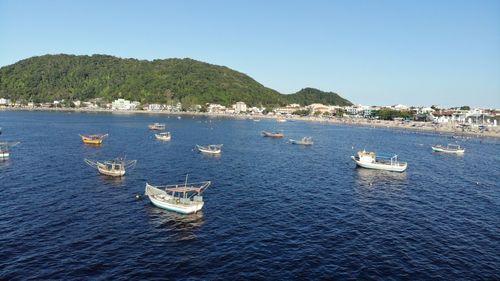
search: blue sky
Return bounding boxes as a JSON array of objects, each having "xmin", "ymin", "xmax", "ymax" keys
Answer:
[{"xmin": 1, "ymin": 0, "xmax": 499, "ymax": 107}]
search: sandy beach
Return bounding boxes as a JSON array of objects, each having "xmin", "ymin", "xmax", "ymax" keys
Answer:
[{"xmin": 3, "ymin": 107, "xmax": 499, "ymax": 139}]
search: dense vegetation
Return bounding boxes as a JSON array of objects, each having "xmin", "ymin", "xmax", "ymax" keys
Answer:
[
  {"xmin": 0, "ymin": 54, "xmax": 351, "ymax": 107},
  {"xmin": 286, "ymin": 87, "xmax": 352, "ymax": 107},
  {"xmin": 371, "ymin": 109, "xmax": 413, "ymax": 120}
]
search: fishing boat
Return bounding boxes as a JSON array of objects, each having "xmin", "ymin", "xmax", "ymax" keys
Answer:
[
  {"xmin": 145, "ymin": 176, "xmax": 211, "ymax": 214},
  {"xmin": 0, "ymin": 142, "xmax": 19, "ymax": 159},
  {"xmin": 79, "ymin": 134, "xmax": 108, "ymax": 145},
  {"xmin": 155, "ymin": 132, "xmax": 171, "ymax": 141},
  {"xmin": 148, "ymin": 123, "xmax": 166, "ymax": 131},
  {"xmin": 431, "ymin": 144, "xmax": 465, "ymax": 154},
  {"xmin": 84, "ymin": 157, "xmax": 137, "ymax": 177},
  {"xmin": 289, "ymin": 137, "xmax": 313, "ymax": 145},
  {"xmin": 262, "ymin": 131, "xmax": 284, "ymax": 138},
  {"xmin": 351, "ymin": 150, "xmax": 407, "ymax": 172},
  {"xmin": 196, "ymin": 144, "xmax": 223, "ymax": 154}
]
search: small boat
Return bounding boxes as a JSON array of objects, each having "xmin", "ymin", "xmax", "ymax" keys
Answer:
[
  {"xmin": 262, "ymin": 131, "xmax": 284, "ymax": 138},
  {"xmin": 148, "ymin": 123, "xmax": 166, "ymax": 131},
  {"xmin": 351, "ymin": 150, "xmax": 407, "ymax": 172},
  {"xmin": 145, "ymin": 176, "xmax": 211, "ymax": 214},
  {"xmin": 253, "ymin": 119, "xmax": 261, "ymax": 122},
  {"xmin": 196, "ymin": 144, "xmax": 222, "ymax": 154},
  {"xmin": 290, "ymin": 137, "xmax": 313, "ymax": 145},
  {"xmin": 432, "ymin": 144, "xmax": 465, "ymax": 154},
  {"xmin": 155, "ymin": 132, "xmax": 171, "ymax": 141},
  {"xmin": 84, "ymin": 157, "xmax": 137, "ymax": 177},
  {"xmin": 0, "ymin": 142, "xmax": 19, "ymax": 159},
  {"xmin": 276, "ymin": 118, "xmax": 287, "ymax": 123},
  {"xmin": 79, "ymin": 134, "xmax": 108, "ymax": 145}
]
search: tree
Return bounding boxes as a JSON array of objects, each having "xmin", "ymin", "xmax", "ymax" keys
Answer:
[{"xmin": 460, "ymin": 106, "xmax": 470, "ymax": 110}]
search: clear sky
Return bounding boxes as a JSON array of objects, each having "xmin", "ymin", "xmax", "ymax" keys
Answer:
[{"xmin": 1, "ymin": 0, "xmax": 499, "ymax": 107}]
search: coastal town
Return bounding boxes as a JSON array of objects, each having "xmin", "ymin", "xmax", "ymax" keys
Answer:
[{"xmin": 1, "ymin": 97, "xmax": 499, "ymax": 138}]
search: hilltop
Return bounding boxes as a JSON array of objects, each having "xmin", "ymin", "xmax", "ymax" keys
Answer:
[{"xmin": 0, "ymin": 54, "xmax": 351, "ymax": 107}]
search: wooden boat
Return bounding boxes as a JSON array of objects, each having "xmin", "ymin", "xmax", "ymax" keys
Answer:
[
  {"xmin": 262, "ymin": 131, "xmax": 284, "ymax": 138},
  {"xmin": 432, "ymin": 144, "xmax": 465, "ymax": 154},
  {"xmin": 0, "ymin": 142, "xmax": 19, "ymax": 159},
  {"xmin": 145, "ymin": 176, "xmax": 211, "ymax": 214},
  {"xmin": 79, "ymin": 134, "xmax": 108, "ymax": 145},
  {"xmin": 155, "ymin": 132, "xmax": 171, "ymax": 141},
  {"xmin": 351, "ymin": 150, "xmax": 407, "ymax": 172},
  {"xmin": 290, "ymin": 137, "xmax": 313, "ymax": 145},
  {"xmin": 196, "ymin": 144, "xmax": 222, "ymax": 154},
  {"xmin": 84, "ymin": 157, "xmax": 137, "ymax": 177},
  {"xmin": 148, "ymin": 123, "xmax": 166, "ymax": 130}
]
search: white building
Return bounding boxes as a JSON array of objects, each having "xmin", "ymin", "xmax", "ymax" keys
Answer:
[
  {"xmin": 233, "ymin": 101, "xmax": 247, "ymax": 113},
  {"xmin": 275, "ymin": 104, "xmax": 302, "ymax": 114},
  {"xmin": 0, "ymin": 98, "xmax": 11, "ymax": 105},
  {"xmin": 392, "ymin": 104, "xmax": 409, "ymax": 110},
  {"xmin": 111, "ymin": 99, "xmax": 132, "ymax": 110},
  {"xmin": 148, "ymin": 104, "xmax": 163, "ymax": 111},
  {"xmin": 207, "ymin": 103, "xmax": 226, "ymax": 113}
]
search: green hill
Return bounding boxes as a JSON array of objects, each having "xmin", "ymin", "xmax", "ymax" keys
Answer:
[
  {"xmin": 0, "ymin": 54, "xmax": 351, "ymax": 107},
  {"xmin": 287, "ymin": 87, "xmax": 352, "ymax": 106}
]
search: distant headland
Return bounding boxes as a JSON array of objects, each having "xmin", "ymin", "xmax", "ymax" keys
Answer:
[{"xmin": 0, "ymin": 54, "xmax": 352, "ymax": 107}]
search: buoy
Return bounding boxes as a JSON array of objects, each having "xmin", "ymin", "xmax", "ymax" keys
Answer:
[{"xmin": 135, "ymin": 194, "xmax": 141, "ymax": 199}]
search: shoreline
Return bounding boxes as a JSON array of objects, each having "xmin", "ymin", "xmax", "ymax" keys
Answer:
[{"xmin": 2, "ymin": 107, "xmax": 499, "ymax": 139}]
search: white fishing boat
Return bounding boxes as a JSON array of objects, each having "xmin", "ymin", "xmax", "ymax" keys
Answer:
[
  {"xmin": 196, "ymin": 144, "xmax": 222, "ymax": 154},
  {"xmin": 148, "ymin": 123, "xmax": 166, "ymax": 131},
  {"xmin": 84, "ymin": 157, "xmax": 137, "ymax": 177},
  {"xmin": 431, "ymin": 144, "xmax": 465, "ymax": 154},
  {"xmin": 262, "ymin": 131, "xmax": 284, "ymax": 138},
  {"xmin": 0, "ymin": 142, "xmax": 20, "ymax": 159},
  {"xmin": 351, "ymin": 150, "xmax": 407, "ymax": 172},
  {"xmin": 289, "ymin": 137, "xmax": 313, "ymax": 145},
  {"xmin": 145, "ymin": 177, "xmax": 211, "ymax": 214},
  {"xmin": 155, "ymin": 132, "xmax": 171, "ymax": 141}
]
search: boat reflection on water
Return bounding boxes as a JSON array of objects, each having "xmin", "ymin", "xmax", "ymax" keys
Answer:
[
  {"xmin": 355, "ymin": 167, "xmax": 408, "ymax": 187},
  {"xmin": 99, "ymin": 174, "xmax": 127, "ymax": 187},
  {"xmin": 146, "ymin": 207, "xmax": 204, "ymax": 241}
]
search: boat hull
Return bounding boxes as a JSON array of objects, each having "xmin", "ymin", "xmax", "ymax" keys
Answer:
[
  {"xmin": 351, "ymin": 156, "xmax": 407, "ymax": 172},
  {"xmin": 148, "ymin": 195, "xmax": 204, "ymax": 214},
  {"xmin": 82, "ymin": 139, "xmax": 103, "ymax": 145},
  {"xmin": 155, "ymin": 134, "xmax": 171, "ymax": 141},
  {"xmin": 431, "ymin": 146, "xmax": 465, "ymax": 154},
  {"xmin": 97, "ymin": 166, "xmax": 125, "ymax": 177},
  {"xmin": 0, "ymin": 151, "xmax": 9, "ymax": 158},
  {"xmin": 290, "ymin": 140, "xmax": 313, "ymax": 145}
]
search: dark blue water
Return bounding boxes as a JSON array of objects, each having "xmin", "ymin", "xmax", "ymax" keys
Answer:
[{"xmin": 1, "ymin": 111, "xmax": 499, "ymax": 280}]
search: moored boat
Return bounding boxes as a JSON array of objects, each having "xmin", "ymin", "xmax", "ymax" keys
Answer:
[
  {"xmin": 351, "ymin": 150, "xmax": 407, "ymax": 172},
  {"xmin": 262, "ymin": 131, "xmax": 284, "ymax": 138},
  {"xmin": 79, "ymin": 134, "xmax": 108, "ymax": 145},
  {"xmin": 290, "ymin": 137, "xmax": 313, "ymax": 145},
  {"xmin": 431, "ymin": 144, "xmax": 465, "ymax": 154},
  {"xmin": 0, "ymin": 142, "xmax": 19, "ymax": 159},
  {"xmin": 276, "ymin": 118, "xmax": 287, "ymax": 123},
  {"xmin": 196, "ymin": 144, "xmax": 222, "ymax": 154},
  {"xmin": 145, "ymin": 177, "xmax": 211, "ymax": 214},
  {"xmin": 84, "ymin": 157, "xmax": 137, "ymax": 177},
  {"xmin": 155, "ymin": 132, "xmax": 171, "ymax": 141},
  {"xmin": 148, "ymin": 123, "xmax": 166, "ymax": 131}
]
